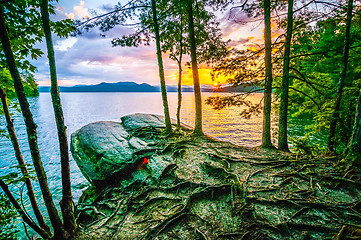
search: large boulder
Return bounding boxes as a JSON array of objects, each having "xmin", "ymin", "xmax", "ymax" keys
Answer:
[
  {"xmin": 71, "ymin": 121, "xmax": 133, "ymax": 185},
  {"xmin": 71, "ymin": 114, "xmax": 173, "ymax": 187},
  {"xmin": 121, "ymin": 113, "xmax": 169, "ymax": 131}
]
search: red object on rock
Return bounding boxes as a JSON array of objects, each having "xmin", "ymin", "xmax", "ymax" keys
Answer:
[{"xmin": 142, "ymin": 157, "xmax": 149, "ymax": 165}]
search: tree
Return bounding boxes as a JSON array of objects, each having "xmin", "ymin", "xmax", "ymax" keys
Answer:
[
  {"xmin": 327, "ymin": 0, "xmax": 354, "ymax": 153},
  {"xmin": 0, "ymin": 4, "xmax": 68, "ymax": 239},
  {"xmin": 151, "ymin": 0, "xmax": 172, "ymax": 134},
  {"xmin": 174, "ymin": 28, "xmax": 184, "ymax": 129},
  {"xmin": 345, "ymin": 88, "xmax": 361, "ymax": 164},
  {"xmin": 206, "ymin": 0, "xmax": 360, "ymax": 152},
  {"xmin": 79, "ymin": 0, "xmax": 227, "ymax": 135},
  {"xmin": 187, "ymin": 0, "xmax": 204, "ymax": 136},
  {"xmin": 40, "ymin": 0, "xmax": 76, "ymax": 235},
  {"xmin": 261, "ymin": 0, "xmax": 274, "ymax": 148},
  {"xmin": 278, "ymin": 0, "xmax": 294, "ymax": 151},
  {"xmin": 184, "ymin": 0, "xmax": 230, "ymax": 136},
  {"xmin": 0, "ymin": 192, "xmax": 18, "ymax": 240},
  {"xmin": 78, "ymin": 0, "xmax": 173, "ymax": 135},
  {"xmin": 0, "ymin": 180, "xmax": 51, "ymax": 239},
  {"xmin": 0, "ymin": 69, "xmax": 38, "ymax": 99},
  {"xmin": 162, "ymin": 12, "xmax": 185, "ymax": 128},
  {"xmin": 159, "ymin": 0, "xmax": 228, "ymax": 130},
  {"xmin": 0, "ymin": 87, "xmax": 51, "ymax": 235},
  {"xmin": 205, "ymin": 0, "xmax": 285, "ymax": 147},
  {"xmin": 0, "ymin": 0, "xmax": 73, "ymax": 84},
  {"xmin": 155, "ymin": 0, "xmax": 187, "ymax": 129}
]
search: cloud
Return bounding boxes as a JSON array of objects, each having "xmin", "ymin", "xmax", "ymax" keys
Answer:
[
  {"xmin": 74, "ymin": 1, "xmax": 89, "ymax": 18},
  {"xmin": 54, "ymin": 37, "xmax": 78, "ymax": 51},
  {"xmin": 33, "ymin": 26, "xmax": 181, "ymax": 87},
  {"xmin": 34, "ymin": 1, "xmax": 182, "ymax": 87},
  {"xmin": 36, "ymin": 1, "xmax": 277, "ymax": 87},
  {"xmin": 228, "ymin": 36, "xmax": 254, "ymax": 47},
  {"xmin": 65, "ymin": 1, "xmax": 89, "ymax": 20}
]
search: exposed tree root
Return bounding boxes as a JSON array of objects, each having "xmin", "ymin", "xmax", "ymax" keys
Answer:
[{"xmin": 74, "ymin": 126, "xmax": 361, "ymax": 239}]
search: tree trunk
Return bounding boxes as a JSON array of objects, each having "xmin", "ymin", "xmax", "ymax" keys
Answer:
[
  {"xmin": 176, "ymin": 33, "xmax": 183, "ymax": 128},
  {"xmin": 261, "ymin": 0, "xmax": 273, "ymax": 148},
  {"xmin": 0, "ymin": 87, "xmax": 51, "ymax": 235},
  {"xmin": 187, "ymin": 0, "xmax": 204, "ymax": 136},
  {"xmin": 151, "ymin": 0, "xmax": 172, "ymax": 134},
  {"xmin": 278, "ymin": 0, "xmax": 294, "ymax": 152},
  {"xmin": 0, "ymin": 180, "xmax": 52, "ymax": 239},
  {"xmin": 327, "ymin": 0, "xmax": 353, "ymax": 153},
  {"xmin": 345, "ymin": 88, "xmax": 361, "ymax": 164},
  {"xmin": 40, "ymin": 0, "xmax": 76, "ymax": 236},
  {"xmin": 0, "ymin": 6, "xmax": 67, "ymax": 239}
]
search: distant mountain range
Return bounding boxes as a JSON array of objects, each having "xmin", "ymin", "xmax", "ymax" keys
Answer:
[{"xmin": 38, "ymin": 81, "xmax": 256, "ymax": 93}]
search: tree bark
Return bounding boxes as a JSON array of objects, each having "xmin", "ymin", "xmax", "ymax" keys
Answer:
[
  {"xmin": 0, "ymin": 180, "xmax": 52, "ymax": 239},
  {"xmin": 327, "ymin": 0, "xmax": 353, "ymax": 153},
  {"xmin": 278, "ymin": 0, "xmax": 294, "ymax": 152},
  {"xmin": 0, "ymin": 6, "xmax": 67, "ymax": 239},
  {"xmin": 261, "ymin": 0, "xmax": 274, "ymax": 148},
  {"xmin": 187, "ymin": 0, "xmax": 204, "ymax": 136},
  {"xmin": 40, "ymin": 0, "xmax": 76, "ymax": 236},
  {"xmin": 0, "ymin": 87, "xmax": 51, "ymax": 235},
  {"xmin": 345, "ymin": 89, "xmax": 361, "ymax": 164},
  {"xmin": 176, "ymin": 32, "xmax": 183, "ymax": 128},
  {"xmin": 151, "ymin": 0, "xmax": 172, "ymax": 134}
]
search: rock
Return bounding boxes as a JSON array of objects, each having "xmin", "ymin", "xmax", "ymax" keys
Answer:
[
  {"xmin": 121, "ymin": 113, "xmax": 169, "ymax": 131},
  {"xmin": 71, "ymin": 121, "xmax": 134, "ymax": 185},
  {"xmin": 70, "ymin": 114, "xmax": 174, "ymax": 187}
]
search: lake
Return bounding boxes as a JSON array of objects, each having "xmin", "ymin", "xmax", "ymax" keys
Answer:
[
  {"xmin": 0, "ymin": 92, "xmax": 269, "ymax": 201},
  {"xmin": 0, "ymin": 92, "xmax": 318, "ymax": 237}
]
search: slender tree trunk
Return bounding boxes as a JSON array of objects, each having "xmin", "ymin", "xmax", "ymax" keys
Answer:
[
  {"xmin": 151, "ymin": 0, "xmax": 172, "ymax": 134},
  {"xmin": 40, "ymin": 0, "xmax": 75, "ymax": 235},
  {"xmin": 261, "ymin": 0, "xmax": 273, "ymax": 148},
  {"xmin": 345, "ymin": 88, "xmax": 361, "ymax": 164},
  {"xmin": 278, "ymin": 0, "xmax": 294, "ymax": 152},
  {"xmin": 0, "ymin": 180, "xmax": 52, "ymax": 239},
  {"xmin": 327, "ymin": 0, "xmax": 353, "ymax": 153},
  {"xmin": 176, "ymin": 34, "xmax": 183, "ymax": 128},
  {"xmin": 0, "ymin": 6, "xmax": 67, "ymax": 239},
  {"xmin": 187, "ymin": 0, "xmax": 203, "ymax": 136},
  {"xmin": 0, "ymin": 87, "xmax": 51, "ymax": 235}
]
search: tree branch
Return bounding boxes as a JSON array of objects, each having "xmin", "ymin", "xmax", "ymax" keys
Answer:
[
  {"xmin": 0, "ymin": 179, "xmax": 52, "ymax": 239},
  {"xmin": 290, "ymin": 45, "xmax": 361, "ymax": 59},
  {"xmin": 78, "ymin": 5, "xmax": 151, "ymax": 27},
  {"xmin": 289, "ymin": 86, "xmax": 321, "ymax": 110}
]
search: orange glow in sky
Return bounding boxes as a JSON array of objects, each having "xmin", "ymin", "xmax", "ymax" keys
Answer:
[{"xmin": 167, "ymin": 68, "xmax": 229, "ymax": 86}]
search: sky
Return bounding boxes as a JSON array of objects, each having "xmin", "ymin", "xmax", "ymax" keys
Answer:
[{"xmin": 32, "ymin": 0, "xmax": 266, "ymax": 87}]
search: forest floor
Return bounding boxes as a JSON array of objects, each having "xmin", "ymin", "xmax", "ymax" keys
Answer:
[{"xmin": 74, "ymin": 125, "xmax": 361, "ymax": 240}]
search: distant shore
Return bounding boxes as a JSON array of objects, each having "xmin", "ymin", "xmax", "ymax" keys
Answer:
[{"xmin": 38, "ymin": 81, "xmax": 258, "ymax": 93}]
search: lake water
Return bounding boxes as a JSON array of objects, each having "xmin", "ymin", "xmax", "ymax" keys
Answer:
[
  {"xmin": 0, "ymin": 92, "xmax": 268, "ymax": 200},
  {"xmin": 0, "ymin": 92, "xmax": 318, "ymax": 237}
]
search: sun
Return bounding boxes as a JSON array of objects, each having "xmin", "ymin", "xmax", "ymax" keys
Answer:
[{"xmin": 214, "ymin": 82, "xmax": 221, "ymax": 88}]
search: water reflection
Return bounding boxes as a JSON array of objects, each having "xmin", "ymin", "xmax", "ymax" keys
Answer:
[
  {"xmin": 1, "ymin": 92, "xmax": 329, "ymax": 239},
  {"xmin": 178, "ymin": 93, "xmax": 264, "ymax": 146},
  {"xmin": 1, "ymin": 92, "xmax": 268, "ymax": 202},
  {"xmin": 0, "ymin": 92, "xmax": 265, "ymax": 202}
]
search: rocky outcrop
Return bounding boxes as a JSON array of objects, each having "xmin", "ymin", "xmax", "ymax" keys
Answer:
[
  {"xmin": 121, "ymin": 113, "xmax": 170, "ymax": 131},
  {"xmin": 73, "ymin": 114, "xmax": 361, "ymax": 240},
  {"xmin": 70, "ymin": 114, "xmax": 174, "ymax": 186}
]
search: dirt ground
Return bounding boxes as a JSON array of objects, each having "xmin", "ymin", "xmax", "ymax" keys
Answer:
[{"xmin": 74, "ymin": 126, "xmax": 361, "ymax": 240}]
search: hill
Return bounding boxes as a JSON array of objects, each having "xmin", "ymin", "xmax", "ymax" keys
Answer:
[{"xmin": 38, "ymin": 81, "xmax": 257, "ymax": 93}]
